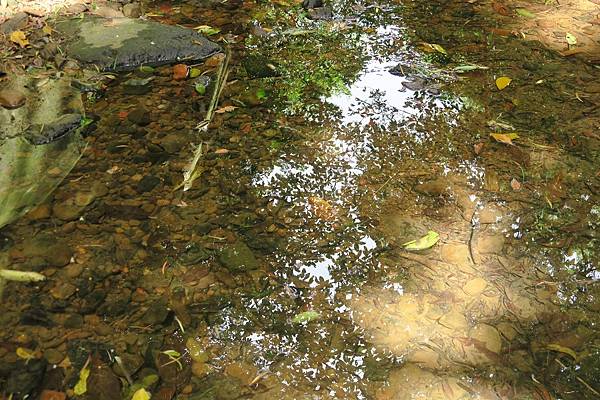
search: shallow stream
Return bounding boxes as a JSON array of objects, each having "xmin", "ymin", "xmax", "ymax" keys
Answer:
[{"xmin": 1, "ymin": 0, "xmax": 599, "ymax": 399}]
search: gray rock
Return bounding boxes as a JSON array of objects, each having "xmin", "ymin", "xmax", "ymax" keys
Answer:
[
  {"xmin": 55, "ymin": 17, "xmax": 221, "ymax": 72},
  {"xmin": 218, "ymin": 241, "xmax": 259, "ymax": 272},
  {"xmin": 0, "ymin": 89, "xmax": 26, "ymax": 109},
  {"xmin": 123, "ymin": 77, "xmax": 153, "ymax": 95},
  {"xmin": 127, "ymin": 106, "xmax": 151, "ymax": 126},
  {"xmin": 136, "ymin": 175, "xmax": 161, "ymax": 193},
  {"xmin": 25, "ymin": 113, "xmax": 82, "ymax": 145},
  {"xmin": 0, "ymin": 12, "xmax": 28, "ymax": 34},
  {"xmin": 122, "ymin": 3, "xmax": 142, "ymax": 18}
]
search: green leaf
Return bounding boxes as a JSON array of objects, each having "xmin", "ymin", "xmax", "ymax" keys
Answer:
[
  {"xmin": 402, "ymin": 231, "xmax": 440, "ymax": 251},
  {"xmin": 292, "ymin": 311, "xmax": 320, "ymax": 324},
  {"xmin": 189, "ymin": 68, "xmax": 201, "ymax": 78},
  {"xmin": 74, "ymin": 366, "xmax": 90, "ymax": 395},
  {"xmin": 139, "ymin": 66, "xmax": 155, "ymax": 74},
  {"xmin": 515, "ymin": 8, "xmax": 535, "ymax": 18},
  {"xmin": 565, "ymin": 33, "xmax": 577, "ymax": 46},
  {"xmin": 256, "ymin": 88, "xmax": 267, "ymax": 100},
  {"xmin": 162, "ymin": 350, "xmax": 180, "ymax": 358},
  {"xmin": 453, "ymin": 64, "xmax": 489, "ymax": 73},
  {"xmin": 431, "ymin": 44, "xmax": 447, "ymax": 55},
  {"xmin": 194, "ymin": 83, "xmax": 206, "ymax": 95},
  {"xmin": 195, "ymin": 25, "xmax": 220, "ymax": 35},
  {"xmin": 132, "ymin": 388, "xmax": 151, "ymax": 400}
]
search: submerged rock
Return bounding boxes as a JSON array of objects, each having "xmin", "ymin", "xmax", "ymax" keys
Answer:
[
  {"xmin": 0, "ymin": 88, "xmax": 26, "ymax": 109},
  {"xmin": 55, "ymin": 17, "xmax": 221, "ymax": 72},
  {"xmin": 218, "ymin": 241, "xmax": 259, "ymax": 272}
]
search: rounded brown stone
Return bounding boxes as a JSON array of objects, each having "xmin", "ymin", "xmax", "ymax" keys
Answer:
[{"xmin": 0, "ymin": 89, "xmax": 26, "ymax": 109}]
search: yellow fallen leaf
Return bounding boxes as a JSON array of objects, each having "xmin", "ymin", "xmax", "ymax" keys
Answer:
[
  {"xmin": 419, "ymin": 42, "xmax": 448, "ymax": 55},
  {"xmin": 42, "ymin": 24, "xmax": 53, "ymax": 35},
  {"xmin": 402, "ymin": 230, "xmax": 440, "ymax": 251},
  {"xmin": 546, "ymin": 344, "xmax": 578, "ymax": 360},
  {"xmin": 490, "ymin": 132, "xmax": 519, "ymax": 145},
  {"xmin": 496, "ymin": 76, "xmax": 512, "ymax": 90},
  {"xmin": 74, "ymin": 366, "xmax": 90, "ymax": 395},
  {"xmin": 16, "ymin": 347, "xmax": 36, "ymax": 361},
  {"xmin": 215, "ymin": 105, "xmax": 238, "ymax": 114},
  {"xmin": 132, "ymin": 388, "xmax": 152, "ymax": 400},
  {"xmin": 10, "ymin": 30, "xmax": 29, "ymax": 48}
]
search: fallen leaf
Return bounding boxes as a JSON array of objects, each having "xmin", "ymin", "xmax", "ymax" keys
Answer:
[
  {"xmin": 292, "ymin": 311, "xmax": 320, "ymax": 324},
  {"xmin": 490, "ymin": 132, "xmax": 519, "ymax": 145},
  {"xmin": 194, "ymin": 82, "xmax": 206, "ymax": 95},
  {"xmin": 453, "ymin": 64, "xmax": 489, "ymax": 73},
  {"xmin": 565, "ymin": 32, "xmax": 577, "ymax": 46},
  {"xmin": 546, "ymin": 343, "xmax": 578, "ymax": 360},
  {"xmin": 189, "ymin": 68, "xmax": 201, "ymax": 78},
  {"xmin": 39, "ymin": 390, "xmax": 67, "ymax": 400},
  {"xmin": 215, "ymin": 148, "xmax": 230, "ymax": 154},
  {"xmin": 42, "ymin": 24, "xmax": 52, "ymax": 35},
  {"xmin": 172, "ymin": 64, "xmax": 189, "ymax": 80},
  {"xmin": 515, "ymin": 8, "xmax": 535, "ymax": 18},
  {"xmin": 495, "ymin": 76, "xmax": 512, "ymax": 90},
  {"xmin": 10, "ymin": 30, "xmax": 29, "ymax": 48},
  {"xmin": 560, "ymin": 48, "xmax": 585, "ymax": 57},
  {"xmin": 132, "ymin": 388, "xmax": 151, "ymax": 400},
  {"xmin": 510, "ymin": 178, "xmax": 522, "ymax": 191},
  {"xmin": 474, "ymin": 142, "xmax": 484, "ymax": 155},
  {"xmin": 73, "ymin": 366, "xmax": 90, "ymax": 395},
  {"xmin": 402, "ymin": 230, "xmax": 440, "ymax": 251},
  {"xmin": 419, "ymin": 42, "xmax": 448, "ymax": 55},
  {"xmin": 492, "ymin": 2, "xmax": 511, "ymax": 16},
  {"xmin": 16, "ymin": 347, "xmax": 37, "ymax": 361},
  {"xmin": 215, "ymin": 105, "xmax": 238, "ymax": 113},
  {"xmin": 194, "ymin": 25, "xmax": 220, "ymax": 35}
]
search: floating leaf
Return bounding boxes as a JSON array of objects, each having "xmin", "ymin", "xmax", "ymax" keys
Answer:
[
  {"xmin": 490, "ymin": 132, "xmax": 519, "ymax": 145},
  {"xmin": 515, "ymin": 8, "xmax": 535, "ymax": 18},
  {"xmin": 420, "ymin": 42, "xmax": 448, "ymax": 55},
  {"xmin": 292, "ymin": 311, "xmax": 320, "ymax": 324},
  {"xmin": 139, "ymin": 65, "xmax": 155, "ymax": 74},
  {"xmin": 132, "ymin": 388, "xmax": 152, "ymax": 400},
  {"xmin": 495, "ymin": 76, "xmax": 512, "ymax": 90},
  {"xmin": 215, "ymin": 105, "xmax": 238, "ymax": 113},
  {"xmin": 73, "ymin": 366, "xmax": 90, "ymax": 395},
  {"xmin": 565, "ymin": 33, "xmax": 577, "ymax": 46},
  {"xmin": 10, "ymin": 30, "xmax": 29, "ymax": 48},
  {"xmin": 194, "ymin": 82, "xmax": 206, "ymax": 95},
  {"xmin": 402, "ymin": 231, "xmax": 440, "ymax": 251},
  {"xmin": 189, "ymin": 68, "xmax": 201, "ymax": 78},
  {"xmin": 546, "ymin": 344, "xmax": 578, "ymax": 360},
  {"xmin": 195, "ymin": 25, "xmax": 220, "ymax": 35},
  {"xmin": 172, "ymin": 64, "xmax": 189, "ymax": 80},
  {"xmin": 453, "ymin": 64, "xmax": 489, "ymax": 73}
]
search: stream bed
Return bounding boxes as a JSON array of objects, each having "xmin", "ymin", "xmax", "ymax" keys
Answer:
[{"xmin": 1, "ymin": 0, "xmax": 599, "ymax": 399}]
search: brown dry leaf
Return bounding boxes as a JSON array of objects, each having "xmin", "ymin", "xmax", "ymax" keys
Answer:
[
  {"xmin": 10, "ymin": 30, "xmax": 29, "ymax": 48},
  {"xmin": 510, "ymin": 178, "xmax": 521, "ymax": 191},
  {"xmin": 172, "ymin": 64, "xmax": 189, "ymax": 80},
  {"xmin": 490, "ymin": 132, "xmax": 519, "ymax": 145},
  {"xmin": 215, "ymin": 148, "xmax": 230, "ymax": 154},
  {"xmin": 474, "ymin": 142, "xmax": 484, "ymax": 154},
  {"xmin": 215, "ymin": 105, "xmax": 238, "ymax": 114},
  {"xmin": 491, "ymin": 2, "xmax": 511, "ymax": 16}
]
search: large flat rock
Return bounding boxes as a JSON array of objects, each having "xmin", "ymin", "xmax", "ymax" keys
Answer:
[{"xmin": 56, "ymin": 17, "xmax": 222, "ymax": 72}]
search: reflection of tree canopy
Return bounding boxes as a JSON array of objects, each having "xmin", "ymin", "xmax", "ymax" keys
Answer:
[{"xmin": 246, "ymin": 0, "xmax": 407, "ymax": 113}]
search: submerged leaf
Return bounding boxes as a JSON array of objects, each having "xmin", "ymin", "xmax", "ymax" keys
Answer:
[
  {"xmin": 16, "ymin": 347, "xmax": 36, "ymax": 361},
  {"xmin": 132, "ymin": 388, "xmax": 152, "ymax": 400},
  {"xmin": 292, "ymin": 311, "xmax": 320, "ymax": 324},
  {"xmin": 490, "ymin": 132, "xmax": 519, "ymax": 145},
  {"xmin": 195, "ymin": 25, "xmax": 220, "ymax": 35},
  {"xmin": 546, "ymin": 344, "xmax": 578, "ymax": 360},
  {"xmin": 495, "ymin": 76, "xmax": 512, "ymax": 90},
  {"xmin": 453, "ymin": 64, "xmax": 489, "ymax": 73},
  {"xmin": 402, "ymin": 231, "xmax": 440, "ymax": 251},
  {"xmin": 73, "ymin": 366, "xmax": 90, "ymax": 395}
]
